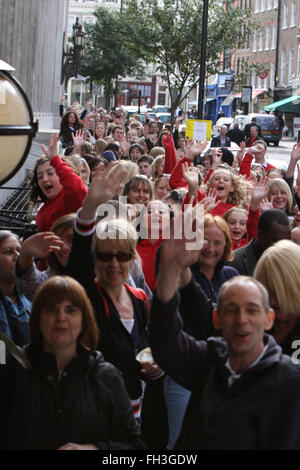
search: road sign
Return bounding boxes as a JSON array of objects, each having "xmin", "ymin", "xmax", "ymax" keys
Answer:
[{"xmin": 242, "ymin": 86, "xmax": 252, "ymax": 103}]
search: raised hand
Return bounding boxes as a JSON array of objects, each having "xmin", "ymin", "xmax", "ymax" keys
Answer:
[
  {"xmin": 199, "ymin": 188, "xmax": 219, "ymax": 214},
  {"xmin": 186, "ymin": 140, "xmax": 208, "ymax": 160},
  {"xmin": 41, "ymin": 134, "xmax": 59, "ymax": 161},
  {"xmin": 260, "ymin": 195, "xmax": 274, "ymax": 212},
  {"xmin": 156, "ymin": 197, "xmax": 205, "ymax": 301},
  {"xmin": 72, "ymin": 129, "xmax": 86, "ymax": 154},
  {"xmin": 250, "ymin": 178, "xmax": 269, "ymax": 211},
  {"xmin": 182, "ymin": 162, "xmax": 200, "ymax": 196},
  {"xmin": 291, "ymin": 142, "xmax": 300, "ymax": 162},
  {"xmin": 17, "ymin": 232, "xmax": 64, "ymax": 275},
  {"xmin": 81, "ymin": 162, "xmax": 127, "ymax": 219}
]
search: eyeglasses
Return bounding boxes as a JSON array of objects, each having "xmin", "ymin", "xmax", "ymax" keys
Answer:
[{"xmin": 95, "ymin": 251, "xmax": 134, "ymax": 262}]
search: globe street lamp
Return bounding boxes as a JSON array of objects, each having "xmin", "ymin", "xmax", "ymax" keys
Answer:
[{"xmin": 0, "ymin": 60, "xmax": 38, "ymax": 185}]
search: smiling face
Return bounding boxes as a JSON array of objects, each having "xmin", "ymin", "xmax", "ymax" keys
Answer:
[
  {"xmin": 213, "ymin": 280, "xmax": 274, "ymax": 372},
  {"xmin": 210, "ymin": 169, "xmax": 234, "ymax": 202},
  {"xmin": 36, "ymin": 161, "xmax": 63, "ymax": 201},
  {"xmin": 39, "ymin": 299, "xmax": 82, "ymax": 356},
  {"xmin": 226, "ymin": 210, "xmax": 247, "ymax": 241},
  {"xmin": 94, "ymin": 239, "xmax": 133, "ymax": 290},
  {"xmin": 130, "ymin": 147, "xmax": 143, "ymax": 163},
  {"xmin": 198, "ymin": 223, "xmax": 226, "ymax": 272},
  {"xmin": 155, "ymin": 179, "xmax": 170, "ymax": 200},
  {"xmin": 269, "ymin": 185, "xmax": 288, "ymax": 211},
  {"xmin": 0, "ymin": 235, "xmax": 20, "ymax": 283},
  {"xmin": 127, "ymin": 181, "xmax": 151, "ymax": 205}
]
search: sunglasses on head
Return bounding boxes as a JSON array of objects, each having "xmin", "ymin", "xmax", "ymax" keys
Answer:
[{"xmin": 95, "ymin": 251, "xmax": 134, "ymax": 262}]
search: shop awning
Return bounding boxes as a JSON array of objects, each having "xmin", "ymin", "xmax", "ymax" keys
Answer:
[
  {"xmin": 221, "ymin": 93, "xmax": 236, "ymax": 106},
  {"xmin": 235, "ymin": 89, "xmax": 265, "ymax": 100},
  {"xmin": 263, "ymin": 95, "xmax": 300, "ymax": 113}
]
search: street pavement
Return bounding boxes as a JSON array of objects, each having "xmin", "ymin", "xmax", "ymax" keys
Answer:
[{"xmin": 265, "ymin": 137, "xmax": 297, "ymax": 172}]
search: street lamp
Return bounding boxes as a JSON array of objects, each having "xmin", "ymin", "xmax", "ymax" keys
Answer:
[
  {"xmin": 0, "ymin": 60, "xmax": 38, "ymax": 185},
  {"xmin": 197, "ymin": 0, "xmax": 209, "ymax": 120},
  {"xmin": 61, "ymin": 17, "xmax": 85, "ymax": 90}
]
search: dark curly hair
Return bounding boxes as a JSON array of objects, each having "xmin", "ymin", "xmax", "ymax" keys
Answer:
[{"xmin": 29, "ymin": 157, "xmax": 51, "ymax": 203}]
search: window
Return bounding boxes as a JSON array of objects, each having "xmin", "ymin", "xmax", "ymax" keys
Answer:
[
  {"xmin": 259, "ymin": 30, "xmax": 264, "ymax": 51},
  {"xmin": 251, "ymin": 71, "xmax": 256, "ymax": 87},
  {"xmin": 253, "ymin": 30, "xmax": 257, "ymax": 51},
  {"xmin": 290, "ymin": 1, "xmax": 296, "ymax": 27},
  {"xmin": 298, "ymin": 46, "xmax": 300, "ymax": 76},
  {"xmin": 158, "ymin": 94, "xmax": 166, "ymax": 106},
  {"xmin": 271, "ymin": 24, "xmax": 277, "ymax": 49},
  {"xmin": 257, "ymin": 76, "xmax": 262, "ymax": 88},
  {"xmin": 282, "ymin": 3, "xmax": 288, "ymax": 29},
  {"xmin": 273, "ymin": 0, "xmax": 278, "ymax": 8},
  {"xmin": 83, "ymin": 16, "xmax": 96, "ymax": 25},
  {"xmin": 260, "ymin": 0, "xmax": 265, "ymax": 12},
  {"xmin": 288, "ymin": 50, "xmax": 294, "ymax": 84},
  {"xmin": 265, "ymin": 26, "xmax": 270, "ymax": 50},
  {"xmin": 255, "ymin": 0, "xmax": 259, "ymax": 13},
  {"xmin": 267, "ymin": 0, "xmax": 272, "ymax": 9},
  {"xmin": 281, "ymin": 50, "xmax": 286, "ymax": 86},
  {"xmin": 68, "ymin": 16, "xmax": 76, "ymax": 35}
]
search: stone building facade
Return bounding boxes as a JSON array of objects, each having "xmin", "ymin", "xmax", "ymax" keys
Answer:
[{"xmin": 0, "ymin": 0, "xmax": 69, "ymax": 130}]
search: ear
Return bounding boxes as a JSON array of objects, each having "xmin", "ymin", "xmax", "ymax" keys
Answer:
[
  {"xmin": 212, "ymin": 309, "xmax": 222, "ymax": 330},
  {"xmin": 264, "ymin": 308, "xmax": 275, "ymax": 331}
]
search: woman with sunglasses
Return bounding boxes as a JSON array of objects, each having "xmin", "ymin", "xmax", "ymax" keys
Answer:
[{"xmin": 65, "ymin": 163, "xmax": 163, "ymax": 433}]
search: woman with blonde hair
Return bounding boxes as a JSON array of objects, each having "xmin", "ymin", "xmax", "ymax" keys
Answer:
[
  {"xmin": 254, "ymin": 239, "xmax": 300, "ymax": 355},
  {"xmin": 151, "ymin": 155, "xmax": 165, "ymax": 180},
  {"xmin": 267, "ymin": 178, "xmax": 293, "ymax": 215},
  {"xmin": 190, "ymin": 213, "xmax": 239, "ymax": 303},
  {"xmin": 65, "ymin": 163, "xmax": 163, "ymax": 431}
]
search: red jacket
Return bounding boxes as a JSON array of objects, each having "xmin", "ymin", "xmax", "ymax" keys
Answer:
[
  {"xmin": 137, "ymin": 238, "xmax": 164, "ymax": 292},
  {"xmin": 163, "ymin": 134, "xmax": 178, "ymax": 175},
  {"xmin": 36, "ymin": 155, "xmax": 87, "ymax": 232}
]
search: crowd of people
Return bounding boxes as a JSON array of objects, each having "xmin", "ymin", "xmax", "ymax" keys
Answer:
[{"xmin": 1, "ymin": 100, "xmax": 300, "ymax": 450}]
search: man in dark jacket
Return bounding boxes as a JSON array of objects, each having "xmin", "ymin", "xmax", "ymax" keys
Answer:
[
  {"xmin": 211, "ymin": 125, "xmax": 231, "ymax": 147},
  {"xmin": 229, "ymin": 209, "xmax": 291, "ymax": 276},
  {"xmin": 149, "ymin": 233, "xmax": 300, "ymax": 450},
  {"xmin": 228, "ymin": 121, "xmax": 245, "ymax": 145}
]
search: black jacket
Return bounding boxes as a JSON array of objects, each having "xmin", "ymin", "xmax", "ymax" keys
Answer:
[
  {"xmin": 65, "ymin": 229, "xmax": 149, "ymax": 399},
  {"xmin": 0, "ymin": 345, "xmax": 145, "ymax": 450},
  {"xmin": 228, "ymin": 128, "xmax": 245, "ymax": 145},
  {"xmin": 210, "ymin": 135, "xmax": 231, "ymax": 148},
  {"xmin": 227, "ymin": 238, "xmax": 261, "ymax": 276},
  {"xmin": 149, "ymin": 291, "xmax": 300, "ymax": 450}
]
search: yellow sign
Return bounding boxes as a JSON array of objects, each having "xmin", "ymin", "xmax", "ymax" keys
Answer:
[{"xmin": 185, "ymin": 119, "xmax": 212, "ymax": 141}]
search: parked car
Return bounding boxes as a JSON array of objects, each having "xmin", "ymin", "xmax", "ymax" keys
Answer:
[
  {"xmin": 230, "ymin": 115, "xmax": 247, "ymax": 129},
  {"xmin": 156, "ymin": 113, "xmax": 172, "ymax": 125},
  {"xmin": 212, "ymin": 117, "xmax": 234, "ymax": 136},
  {"xmin": 241, "ymin": 113, "xmax": 282, "ymax": 146},
  {"xmin": 152, "ymin": 105, "xmax": 171, "ymax": 113}
]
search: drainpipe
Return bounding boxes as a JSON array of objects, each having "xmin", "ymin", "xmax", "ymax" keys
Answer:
[{"xmin": 274, "ymin": 0, "xmax": 281, "ymax": 102}]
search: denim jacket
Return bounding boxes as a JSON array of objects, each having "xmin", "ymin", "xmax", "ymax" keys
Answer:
[{"xmin": 0, "ymin": 288, "xmax": 31, "ymax": 346}]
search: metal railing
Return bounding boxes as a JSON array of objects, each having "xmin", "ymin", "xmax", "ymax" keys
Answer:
[{"xmin": 0, "ymin": 181, "xmax": 38, "ymax": 238}]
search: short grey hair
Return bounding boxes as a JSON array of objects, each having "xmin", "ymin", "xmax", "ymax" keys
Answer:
[{"xmin": 217, "ymin": 275, "xmax": 270, "ymax": 313}]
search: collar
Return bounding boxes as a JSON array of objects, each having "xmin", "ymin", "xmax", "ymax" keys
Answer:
[{"xmin": 225, "ymin": 344, "xmax": 268, "ymax": 387}]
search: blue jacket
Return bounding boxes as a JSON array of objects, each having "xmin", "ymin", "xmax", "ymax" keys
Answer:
[
  {"xmin": 191, "ymin": 262, "xmax": 239, "ymax": 304},
  {"xmin": 0, "ymin": 288, "xmax": 31, "ymax": 346}
]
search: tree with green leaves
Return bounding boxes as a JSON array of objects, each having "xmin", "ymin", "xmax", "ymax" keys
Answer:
[
  {"xmin": 122, "ymin": 0, "xmax": 260, "ymax": 124},
  {"xmin": 80, "ymin": 7, "xmax": 146, "ymax": 109}
]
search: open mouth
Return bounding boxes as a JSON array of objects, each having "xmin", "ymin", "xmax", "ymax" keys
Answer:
[{"xmin": 217, "ymin": 185, "xmax": 225, "ymax": 191}]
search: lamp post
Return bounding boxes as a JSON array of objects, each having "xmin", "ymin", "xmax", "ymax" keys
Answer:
[
  {"xmin": 0, "ymin": 60, "xmax": 38, "ymax": 185},
  {"xmin": 61, "ymin": 17, "xmax": 85, "ymax": 90},
  {"xmin": 197, "ymin": 0, "xmax": 209, "ymax": 120}
]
